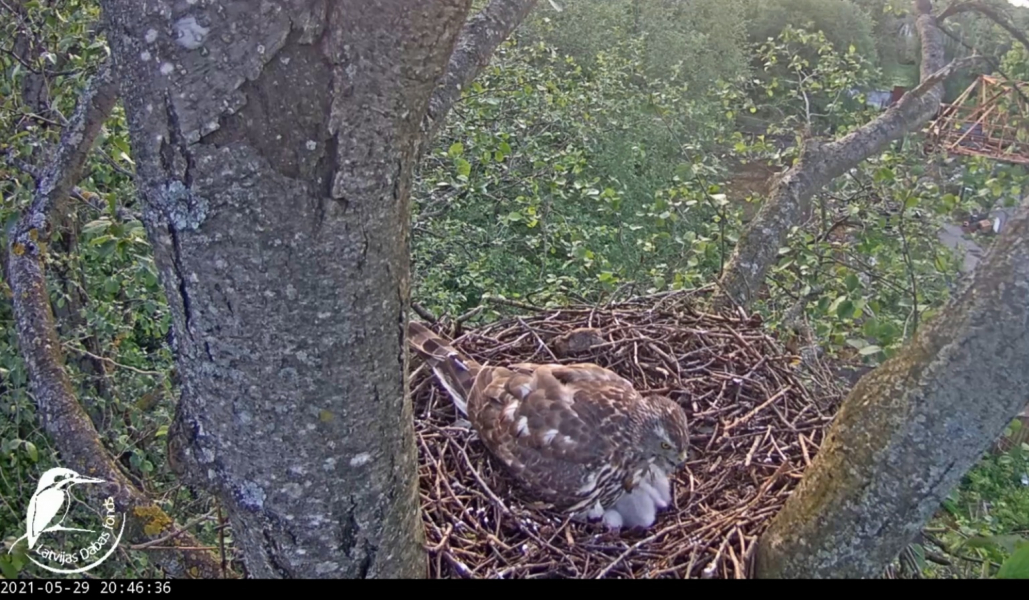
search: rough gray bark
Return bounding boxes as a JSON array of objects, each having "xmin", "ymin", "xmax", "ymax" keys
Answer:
[
  {"xmin": 752, "ymin": 193, "xmax": 1029, "ymax": 578},
  {"xmin": 713, "ymin": 0, "xmax": 950, "ymax": 309},
  {"xmin": 98, "ymin": 0, "xmax": 533, "ymax": 578},
  {"xmin": 6, "ymin": 62, "xmax": 226, "ymax": 579}
]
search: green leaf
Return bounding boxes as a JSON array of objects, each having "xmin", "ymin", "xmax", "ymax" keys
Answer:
[
  {"xmin": 908, "ymin": 543, "xmax": 927, "ymax": 572},
  {"xmin": 997, "ymin": 542, "xmax": 1029, "ymax": 579},
  {"xmin": 845, "ymin": 338, "xmax": 867, "ymax": 349},
  {"xmin": 112, "ymin": 136, "xmax": 131, "ymax": 156},
  {"xmin": 82, "ymin": 218, "xmax": 111, "ymax": 236},
  {"xmin": 852, "ymin": 299, "xmax": 865, "ymax": 320},
  {"xmin": 966, "ymin": 534, "xmax": 1026, "ymax": 554},
  {"xmin": 858, "ymin": 345, "xmax": 882, "ymax": 356},
  {"xmin": 0, "ymin": 556, "xmax": 20, "ymax": 579},
  {"xmin": 455, "ymin": 158, "xmax": 471, "ymax": 179},
  {"xmin": 447, "ymin": 142, "xmax": 464, "ymax": 157},
  {"xmin": 836, "ymin": 299, "xmax": 855, "ymax": 320},
  {"xmin": 24, "ymin": 440, "xmax": 38, "ymax": 462},
  {"xmin": 674, "ymin": 163, "xmax": 694, "ymax": 179},
  {"xmin": 844, "ymin": 273, "xmax": 860, "ymax": 291},
  {"xmin": 88, "ymin": 233, "xmax": 116, "ymax": 246}
]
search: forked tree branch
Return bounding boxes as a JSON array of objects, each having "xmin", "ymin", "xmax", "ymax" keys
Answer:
[
  {"xmin": 938, "ymin": 1, "xmax": 1029, "ymax": 54},
  {"xmin": 422, "ymin": 0, "xmax": 539, "ymax": 143},
  {"xmin": 753, "ymin": 191, "xmax": 1029, "ymax": 578},
  {"xmin": 5, "ymin": 61, "xmax": 230, "ymax": 578},
  {"xmin": 712, "ymin": 0, "xmax": 961, "ymax": 309}
]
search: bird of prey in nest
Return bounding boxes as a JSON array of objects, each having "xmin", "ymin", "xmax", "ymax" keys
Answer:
[{"xmin": 408, "ymin": 321, "xmax": 690, "ymax": 530}]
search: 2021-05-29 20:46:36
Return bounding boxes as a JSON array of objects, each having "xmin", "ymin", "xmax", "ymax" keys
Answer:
[{"xmin": 0, "ymin": 581, "xmax": 172, "ymax": 595}]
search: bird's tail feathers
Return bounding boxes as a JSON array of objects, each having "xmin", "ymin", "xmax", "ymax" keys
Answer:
[{"xmin": 407, "ymin": 321, "xmax": 477, "ymax": 417}]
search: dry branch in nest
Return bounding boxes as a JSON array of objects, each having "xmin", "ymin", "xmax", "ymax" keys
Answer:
[{"xmin": 411, "ymin": 289, "xmax": 846, "ymax": 578}]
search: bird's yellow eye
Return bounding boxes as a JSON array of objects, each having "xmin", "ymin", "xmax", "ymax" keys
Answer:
[{"xmin": 661, "ymin": 442, "xmax": 672, "ymax": 450}]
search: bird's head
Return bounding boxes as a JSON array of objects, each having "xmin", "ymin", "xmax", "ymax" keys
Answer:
[
  {"xmin": 36, "ymin": 468, "xmax": 105, "ymax": 494},
  {"xmin": 642, "ymin": 395, "xmax": 690, "ymax": 471}
]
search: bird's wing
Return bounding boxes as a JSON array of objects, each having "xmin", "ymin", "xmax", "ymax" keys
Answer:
[
  {"xmin": 27, "ymin": 488, "xmax": 65, "ymax": 549},
  {"xmin": 467, "ymin": 362, "xmax": 643, "ymax": 508},
  {"xmin": 407, "ymin": 321, "xmax": 480, "ymax": 416}
]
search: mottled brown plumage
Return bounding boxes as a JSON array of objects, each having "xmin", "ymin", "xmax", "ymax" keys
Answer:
[{"xmin": 408, "ymin": 321, "xmax": 690, "ymax": 528}]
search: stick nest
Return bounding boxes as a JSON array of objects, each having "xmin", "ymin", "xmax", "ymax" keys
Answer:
[{"xmin": 411, "ymin": 289, "xmax": 845, "ymax": 578}]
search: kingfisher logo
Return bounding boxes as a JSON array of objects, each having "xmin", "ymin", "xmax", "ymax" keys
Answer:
[{"xmin": 8, "ymin": 467, "xmax": 126, "ymax": 574}]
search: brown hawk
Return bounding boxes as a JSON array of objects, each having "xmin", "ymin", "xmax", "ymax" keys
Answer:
[{"xmin": 408, "ymin": 321, "xmax": 690, "ymax": 529}]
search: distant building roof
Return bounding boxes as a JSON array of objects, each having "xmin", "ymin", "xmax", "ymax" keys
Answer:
[{"xmin": 846, "ymin": 88, "xmax": 900, "ymax": 110}]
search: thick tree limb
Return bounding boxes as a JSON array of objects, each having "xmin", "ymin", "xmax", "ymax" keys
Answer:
[
  {"xmin": 5, "ymin": 62, "xmax": 229, "ymax": 579},
  {"xmin": 422, "ymin": 0, "xmax": 539, "ymax": 142},
  {"xmin": 712, "ymin": 0, "xmax": 952, "ymax": 309},
  {"xmin": 938, "ymin": 1, "xmax": 1029, "ymax": 54},
  {"xmin": 752, "ymin": 192, "xmax": 1029, "ymax": 578}
]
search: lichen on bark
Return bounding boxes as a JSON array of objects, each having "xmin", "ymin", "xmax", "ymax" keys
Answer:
[{"xmin": 754, "ymin": 194, "xmax": 1029, "ymax": 578}]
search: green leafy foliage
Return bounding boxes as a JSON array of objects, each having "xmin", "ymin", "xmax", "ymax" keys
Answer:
[
  {"xmin": 926, "ymin": 424, "xmax": 1029, "ymax": 579},
  {"xmin": 745, "ymin": 0, "xmax": 879, "ymax": 69},
  {"xmin": 523, "ymin": 0, "xmax": 752, "ymax": 93},
  {"xmin": 1000, "ymin": 42, "xmax": 1029, "ymax": 85},
  {"xmin": 747, "ymin": 23, "xmax": 883, "ymax": 136},
  {"xmin": 997, "ymin": 542, "xmax": 1029, "ymax": 579},
  {"xmin": 412, "ymin": 34, "xmax": 741, "ymax": 318}
]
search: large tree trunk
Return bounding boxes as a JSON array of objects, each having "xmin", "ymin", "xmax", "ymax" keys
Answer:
[
  {"xmin": 752, "ymin": 195, "xmax": 1029, "ymax": 578},
  {"xmin": 98, "ymin": 0, "xmax": 472, "ymax": 578},
  {"xmin": 98, "ymin": 0, "xmax": 537, "ymax": 578},
  {"xmin": 713, "ymin": 0, "xmax": 948, "ymax": 309}
]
